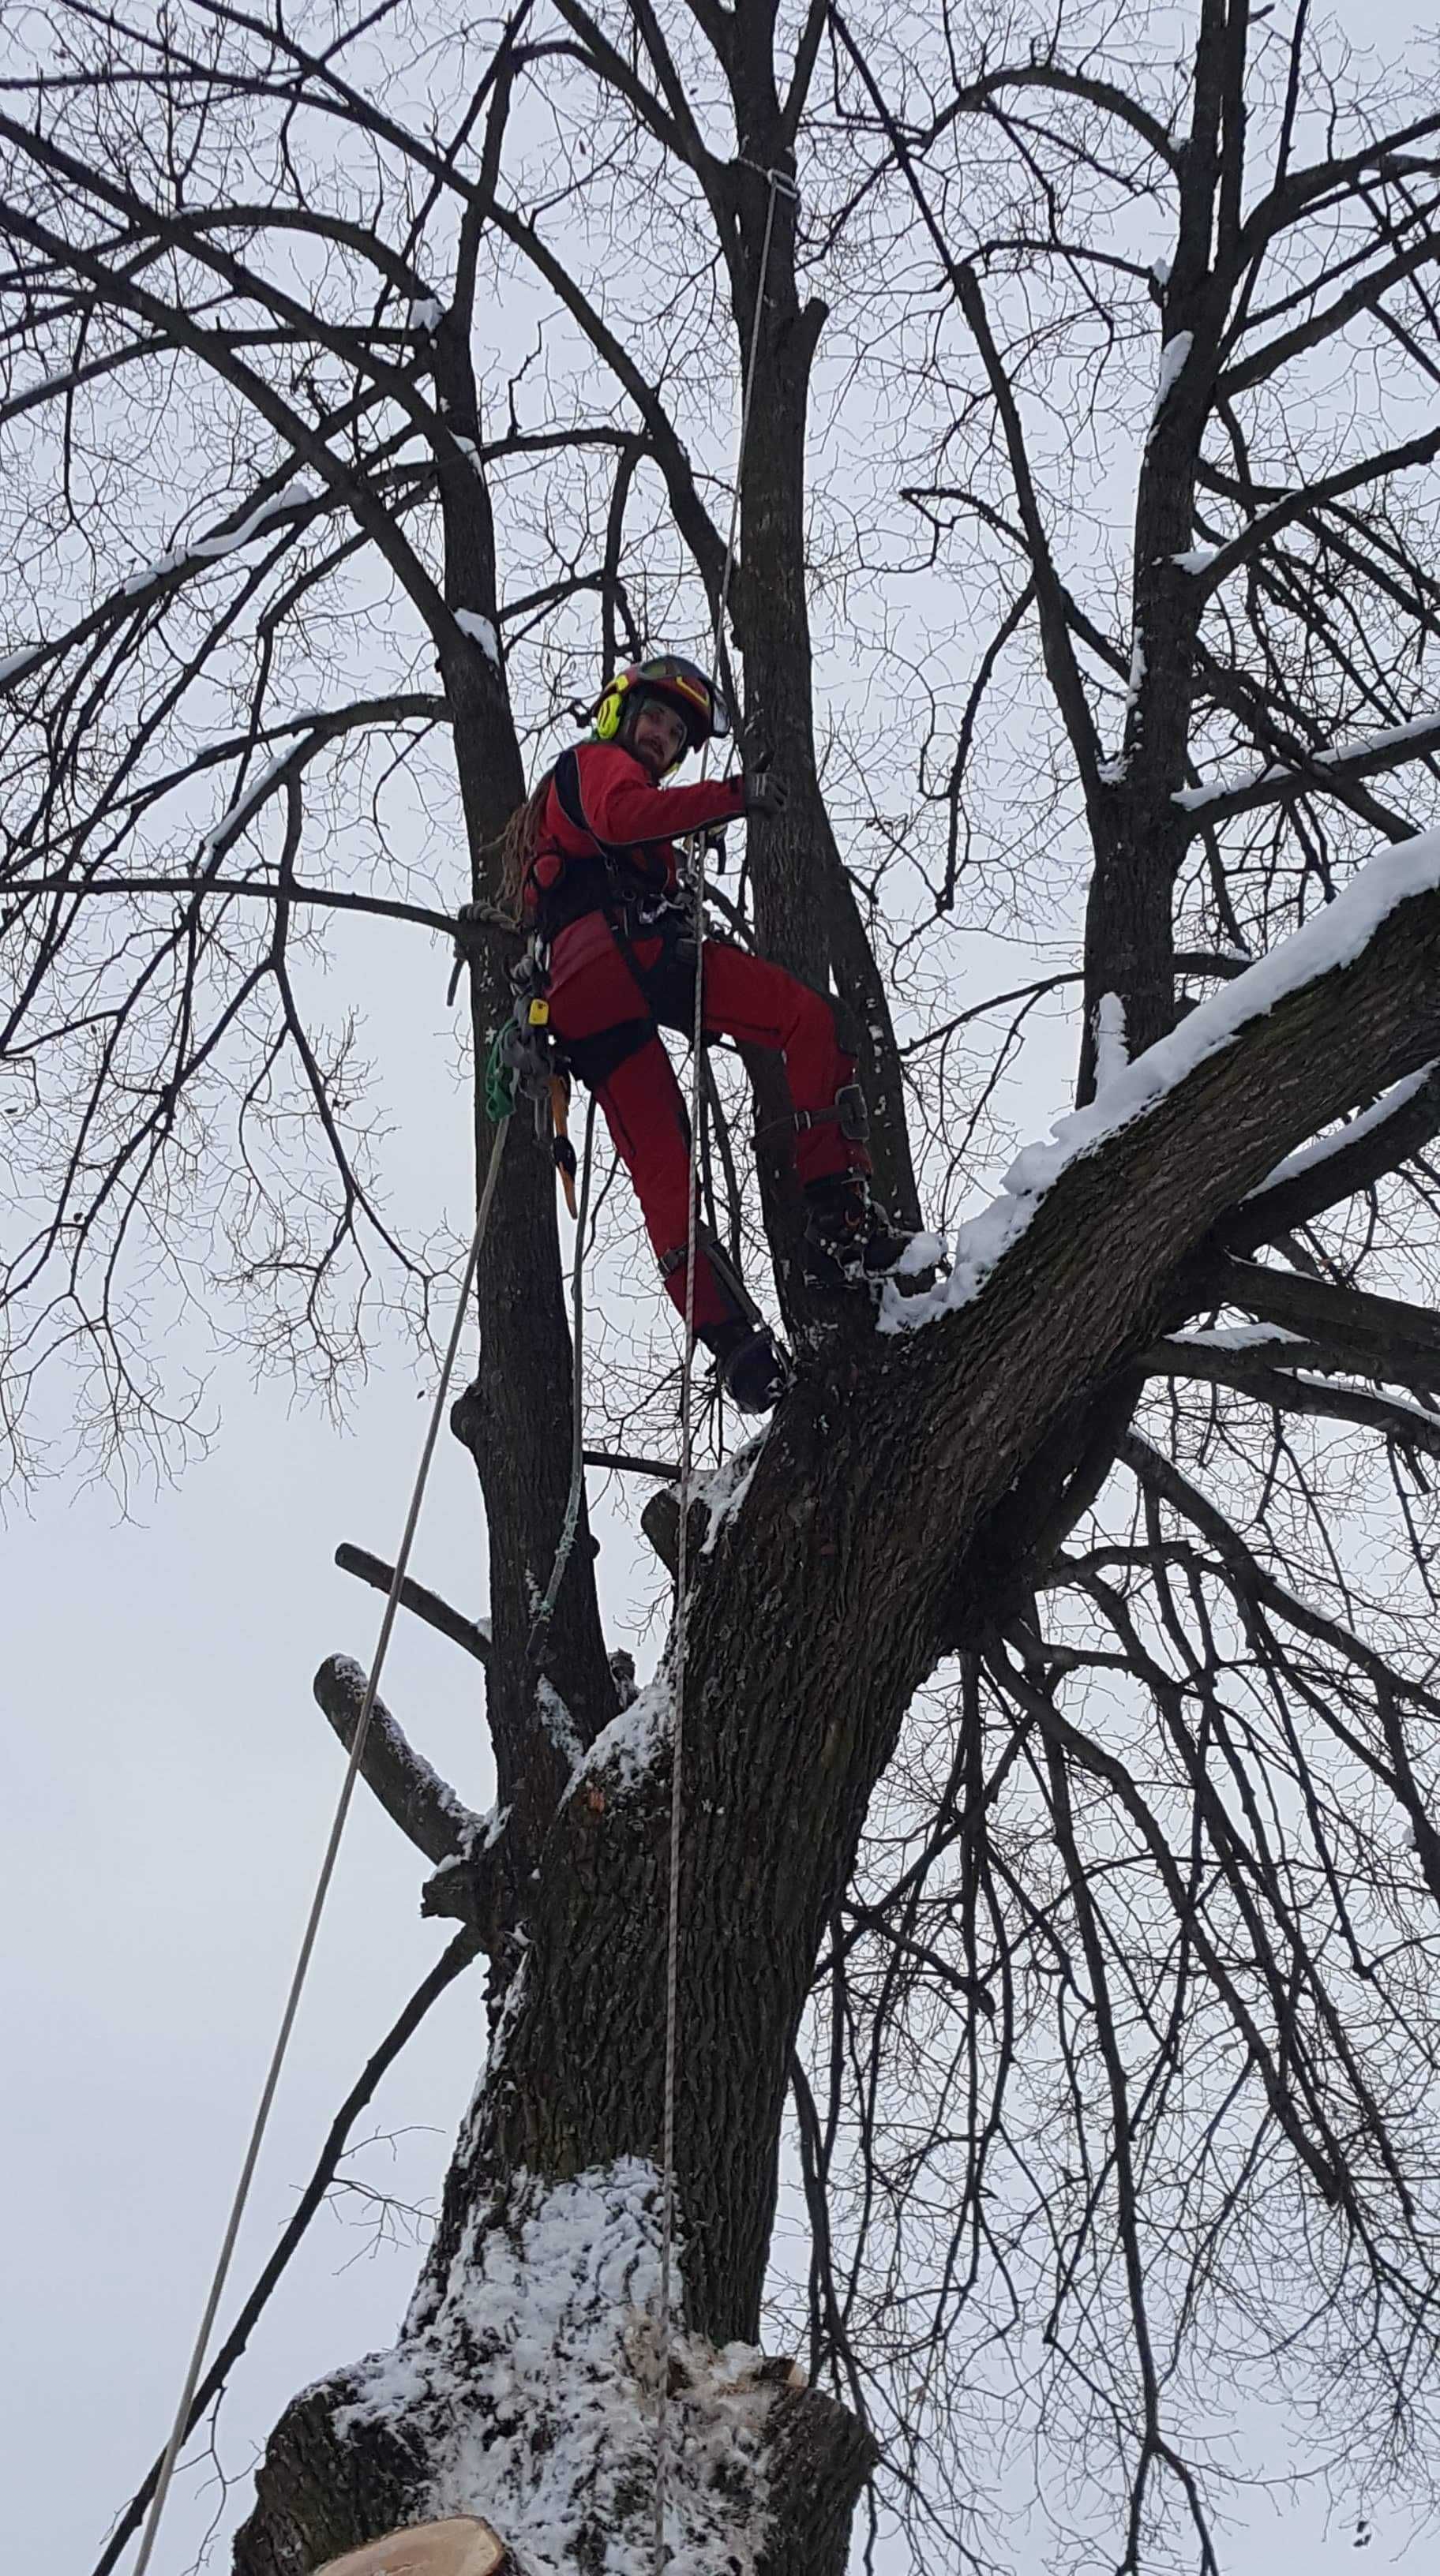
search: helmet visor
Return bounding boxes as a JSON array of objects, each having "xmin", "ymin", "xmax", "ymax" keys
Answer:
[{"xmin": 639, "ymin": 657, "xmax": 730, "ymax": 743}]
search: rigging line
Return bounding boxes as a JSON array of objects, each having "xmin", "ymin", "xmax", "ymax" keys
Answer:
[
  {"xmin": 652, "ymin": 162, "xmax": 793, "ymax": 2575},
  {"xmin": 130, "ymin": 1110, "xmax": 512, "ymax": 2576},
  {"xmin": 527, "ymin": 1087, "xmax": 599, "ymax": 1664}
]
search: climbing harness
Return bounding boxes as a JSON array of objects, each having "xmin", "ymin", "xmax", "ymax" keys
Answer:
[
  {"xmin": 651, "ymin": 161, "xmax": 796, "ymax": 2574},
  {"xmin": 131, "ymin": 1106, "xmax": 515, "ymax": 2576}
]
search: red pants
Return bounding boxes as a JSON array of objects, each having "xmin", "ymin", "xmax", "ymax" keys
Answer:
[{"xmin": 545, "ymin": 911, "xmax": 866, "ymax": 1330}]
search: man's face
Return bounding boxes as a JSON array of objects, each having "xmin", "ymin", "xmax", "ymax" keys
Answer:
[{"xmin": 628, "ymin": 695, "xmax": 688, "ymax": 778}]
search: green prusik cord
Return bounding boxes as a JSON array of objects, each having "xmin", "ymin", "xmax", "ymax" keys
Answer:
[{"xmin": 485, "ymin": 1024, "xmax": 519, "ymax": 1127}]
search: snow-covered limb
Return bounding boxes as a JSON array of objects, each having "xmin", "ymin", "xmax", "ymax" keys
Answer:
[
  {"xmin": 119, "ymin": 480, "xmax": 312, "ymax": 595},
  {"xmin": 1194, "ymin": 1255, "xmax": 1440, "ymax": 1391},
  {"xmin": 191, "ymin": 692, "xmax": 447, "ymax": 862},
  {"xmin": 1223, "ymin": 1061, "xmax": 1440, "ymax": 1256},
  {"xmin": 1139, "ymin": 1342, "xmax": 1440, "ymax": 1459},
  {"xmin": 1174, "ymin": 707, "xmax": 1440, "ymax": 826},
  {"xmin": 1169, "ymin": 1321, "xmax": 1305, "ymax": 1351},
  {"xmin": 1245, "ymin": 1064, "xmax": 1438, "ymax": 1204},
  {"xmin": 201, "ymin": 747, "xmax": 303, "ymax": 861},
  {"xmin": 883, "ymin": 822, "xmax": 1440, "ymax": 1336},
  {"xmin": 314, "ymin": 1654, "xmax": 484, "ymax": 1866},
  {"xmin": 0, "ymin": 642, "xmax": 43, "ymax": 688}
]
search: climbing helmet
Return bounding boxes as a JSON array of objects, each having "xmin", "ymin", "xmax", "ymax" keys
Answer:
[{"xmin": 592, "ymin": 655, "xmax": 730, "ymax": 761}]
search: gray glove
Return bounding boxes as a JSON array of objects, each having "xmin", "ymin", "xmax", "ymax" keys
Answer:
[{"xmin": 744, "ymin": 766, "xmax": 788, "ymax": 818}]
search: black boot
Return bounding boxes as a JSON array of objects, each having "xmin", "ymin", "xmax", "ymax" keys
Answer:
[
  {"xmin": 803, "ymin": 1173, "xmax": 915, "ymax": 1282},
  {"xmin": 701, "ymin": 1319, "xmax": 790, "ymax": 1413}
]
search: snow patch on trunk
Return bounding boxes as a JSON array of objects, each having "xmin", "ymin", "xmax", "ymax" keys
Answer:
[
  {"xmin": 1092, "ymin": 992, "xmax": 1128, "ymax": 1095},
  {"xmin": 572, "ymin": 1677, "xmax": 670, "ymax": 1796},
  {"xmin": 1149, "ymin": 329, "xmax": 1193, "ymax": 427},
  {"xmin": 696, "ymin": 1433, "xmax": 767, "ymax": 1553},
  {"xmin": 456, "ymin": 608, "xmax": 501, "ymax": 666},
  {"xmin": 882, "ymin": 825, "xmax": 1440, "ymax": 1335},
  {"xmin": 335, "ymin": 2161, "xmax": 774, "ymax": 2574},
  {"xmin": 536, "ymin": 1676, "xmax": 583, "ymax": 1773}
]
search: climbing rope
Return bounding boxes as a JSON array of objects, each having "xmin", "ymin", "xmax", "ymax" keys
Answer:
[
  {"xmin": 131, "ymin": 1105, "xmax": 513, "ymax": 2576},
  {"xmin": 527, "ymin": 1088, "xmax": 598, "ymax": 1664},
  {"xmin": 651, "ymin": 163, "xmax": 795, "ymax": 2574}
]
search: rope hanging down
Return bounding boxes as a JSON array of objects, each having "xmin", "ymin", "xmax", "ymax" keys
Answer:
[
  {"xmin": 651, "ymin": 163, "xmax": 795, "ymax": 2574},
  {"xmin": 527, "ymin": 1088, "xmax": 598, "ymax": 1665},
  {"xmin": 130, "ymin": 1106, "xmax": 513, "ymax": 2576}
]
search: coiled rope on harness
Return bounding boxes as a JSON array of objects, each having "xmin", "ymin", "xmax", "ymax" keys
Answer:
[
  {"xmin": 130, "ymin": 1103, "xmax": 514, "ymax": 2576},
  {"xmin": 651, "ymin": 162, "xmax": 795, "ymax": 2574}
]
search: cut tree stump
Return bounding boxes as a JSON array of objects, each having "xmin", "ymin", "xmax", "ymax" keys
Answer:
[{"xmin": 313, "ymin": 2519, "xmax": 512, "ymax": 2576}]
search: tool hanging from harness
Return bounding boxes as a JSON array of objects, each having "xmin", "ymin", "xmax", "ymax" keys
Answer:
[{"xmin": 478, "ymin": 944, "xmax": 579, "ymax": 1218}]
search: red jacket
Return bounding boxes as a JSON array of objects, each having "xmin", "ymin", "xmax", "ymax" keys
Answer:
[{"xmin": 524, "ymin": 741, "xmax": 744, "ymax": 930}]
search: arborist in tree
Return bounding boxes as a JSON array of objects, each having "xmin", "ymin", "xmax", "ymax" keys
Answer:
[{"xmin": 498, "ymin": 654, "xmax": 911, "ymax": 1413}]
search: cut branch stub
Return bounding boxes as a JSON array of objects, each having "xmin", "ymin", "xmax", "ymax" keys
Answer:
[
  {"xmin": 335, "ymin": 1541, "xmax": 490, "ymax": 1665},
  {"xmin": 313, "ymin": 1655, "xmax": 482, "ymax": 1864},
  {"xmin": 313, "ymin": 2521, "xmax": 511, "ymax": 2576}
]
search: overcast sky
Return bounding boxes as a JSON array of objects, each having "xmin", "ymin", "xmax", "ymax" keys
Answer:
[{"xmin": 4, "ymin": 4, "xmax": 1437, "ymax": 2572}]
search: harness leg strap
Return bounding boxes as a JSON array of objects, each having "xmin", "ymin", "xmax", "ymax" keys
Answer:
[
  {"xmin": 562, "ymin": 1017, "xmax": 658, "ymax": 1087},
  {"xmin": 759, "ymin": 1080, "xmax": 869, "ymax": 1145}
]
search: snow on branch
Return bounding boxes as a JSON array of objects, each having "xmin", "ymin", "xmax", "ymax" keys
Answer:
[
  {"xmin": 1195, "ymin": 1256, "xmax": 1440, "ymax": 1389},
  {"xmin": 313, "ymin": 1654, "xmax": 484, "ymax": 1865},
  {"xmin": 1175, "ymin": 710, "xmax": 1440, "ymax": 826},
  {"xmin": 1222, "ymin": 1061, "xmax": 1440, "ymax": 1254},
  {"xmin": 119, "ymin": 479, "xmax": 312, "ymax": 593},
  {"xmin": 885, "ymin": 824, "xmax": 1440, "ymax": 1335},
  {"xmin": 1138, "ymin": 1342, "xmax": 1440, "ymax": 1459},
  {"xmin": 195, "ymin": 695, "xmax": 445, "ymax": 862}
]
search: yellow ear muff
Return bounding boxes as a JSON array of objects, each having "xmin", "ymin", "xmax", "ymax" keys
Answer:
[{"xmin": 594, "ymin": 680, "xmax": 628, "ymax": 741}]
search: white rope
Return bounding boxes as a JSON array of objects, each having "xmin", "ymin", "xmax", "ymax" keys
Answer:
[
  {"xmin": 130, "ymin": 1110, "xmax": 512, "ymax": 2576},
  {"xmin": 527, "ymin": 1088, "xmax": 599, "ymax": 1664},
  {"xmin": 652, "ymin": 163, "xmax": 793, "ymax": 2575}
]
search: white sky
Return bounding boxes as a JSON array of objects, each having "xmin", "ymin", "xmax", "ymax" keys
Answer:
[{"xmin": 3, "ymin": 3, "xmax": 1436, "ymax": 2571}]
